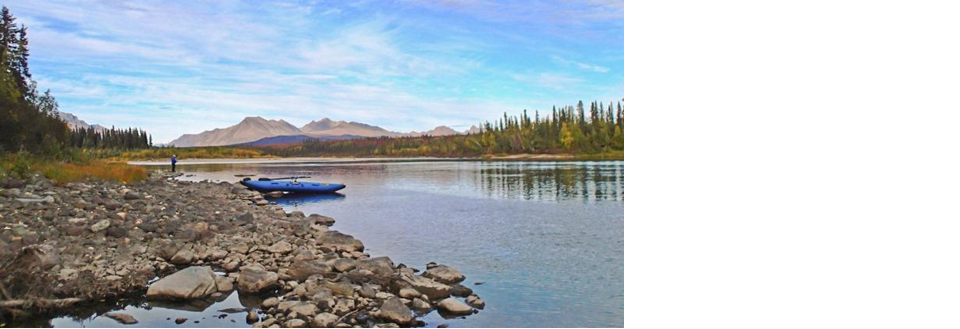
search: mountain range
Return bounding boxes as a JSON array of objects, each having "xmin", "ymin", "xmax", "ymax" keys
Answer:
[{"xmin": 169, "ymin": 116, "xmax": 473, "ymax": 147}]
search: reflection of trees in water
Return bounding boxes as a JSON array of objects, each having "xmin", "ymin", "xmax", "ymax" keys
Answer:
[{"xmin": 477, "ymin": 162, "xmax": 624, "ymax": 202}]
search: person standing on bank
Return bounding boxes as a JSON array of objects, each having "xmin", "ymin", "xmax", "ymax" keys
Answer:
[{"xmin": 171, "ymin": 154, "xmax": 177, "ymax": 172}]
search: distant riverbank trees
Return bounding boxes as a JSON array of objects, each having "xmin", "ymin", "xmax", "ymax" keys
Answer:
[{"xmin": 262, "ymin": 100, "xmax": 624, "ymax": 158}]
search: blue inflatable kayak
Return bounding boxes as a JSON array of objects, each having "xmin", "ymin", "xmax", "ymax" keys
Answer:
[{"xmin": 241, "ymin": 178, "xmax": 346, "ymax": 194}]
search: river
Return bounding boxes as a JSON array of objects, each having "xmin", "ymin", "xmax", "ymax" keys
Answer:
[{"xmin": 54, "ymin": 160, "xmax": 624, "ymax": 328}]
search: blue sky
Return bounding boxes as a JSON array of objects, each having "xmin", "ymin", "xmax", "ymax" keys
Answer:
[{"xmin": 6, "ymin": 0, "xmax": 623, "ymax": 143}]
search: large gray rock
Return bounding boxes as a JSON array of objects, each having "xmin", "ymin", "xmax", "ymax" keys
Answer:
[
  {"xmin": 376, "ymin": 298, "xmax": 413, "ymax": 325},
  {"xmin": 288, "ymin": 260, "xmax": 332, "ymax": 281},
  {"xmin": 422, "ymin": 265, "xmax": 465, "ymax": 284},
  {"xmin": 356, "ymin": 257, "xmax": 394, "ymax": 277},
  {"xmin": 318, "ymin": 231, "xmax": 364, "ymax": 252},
  {"xmin": 401, "ymin": 275, "xmax": 450, "ymax": 300},
  {"xmin": 146, "ymin": 266, "xmax": 219, "ymax": 300},
  {"xmin": 437, "ymin": 298, "xmax": 473, "ymax": 315},
  {"xmin": 238, "ymin": 266, "xmax": 279, "ymax": 294}
]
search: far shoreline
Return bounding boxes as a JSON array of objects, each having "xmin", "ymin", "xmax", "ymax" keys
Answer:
[{"xmin": 127, "ymin": 154, "xmax": 624, "ymax": 166}]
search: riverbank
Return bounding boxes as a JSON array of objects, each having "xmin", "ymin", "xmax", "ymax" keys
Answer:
[
  {"xmin": 127, "ymin": 152, "xmax": 622, "ymax": 166},
  {"xmin": 0, "ymin": 171, "xmax": 483, "ymax": 327}
]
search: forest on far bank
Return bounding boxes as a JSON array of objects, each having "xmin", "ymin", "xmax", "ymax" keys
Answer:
[{"xmin": 257, "ymin": 100, "xmax": 625, "ymax": 159}]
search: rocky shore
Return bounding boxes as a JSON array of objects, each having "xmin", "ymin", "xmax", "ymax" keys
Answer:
[{"xmin": 0, "ymin": 171, "xmax": 484, "ymax": 327}]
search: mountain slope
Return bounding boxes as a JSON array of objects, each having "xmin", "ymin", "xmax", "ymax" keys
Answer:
[
  {"xmin": 169, "ymin": 116, "xmax": 300, "ymax": 147},
  {"xmin": 300, "ymin": 118, "xmax": 402, "ymax": 138}
]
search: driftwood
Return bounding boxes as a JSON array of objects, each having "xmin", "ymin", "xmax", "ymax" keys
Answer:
[{"xmin": 0, "ymin": 297, "xmax": 84, "ymax": 308}]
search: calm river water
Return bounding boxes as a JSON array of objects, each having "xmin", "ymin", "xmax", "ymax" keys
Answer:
[{"xmin": 54, "ymin": 160, "xmax": 624, "ymax": 328}]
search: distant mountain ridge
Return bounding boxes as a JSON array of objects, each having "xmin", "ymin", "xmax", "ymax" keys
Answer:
[
  {"xmin": 58, "ymin": 111, "xmax": 107, "ymax": 131},
  {"xmin": 169, "ymin": 116, "xmax": 468, "ymax": 147}
]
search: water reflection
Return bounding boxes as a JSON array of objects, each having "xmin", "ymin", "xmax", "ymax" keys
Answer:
[
  {"xmin": 267, "ymin": 192, "xmax": 346, "ymax": 209},
  {"xmin": 475, "ymin": 162, "xmax": 624, "ymax": 202}
]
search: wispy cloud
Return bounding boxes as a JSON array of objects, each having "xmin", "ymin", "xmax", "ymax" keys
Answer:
[{"xmin": 6, "ymin": 0, "xmax": 623, "ymax": 142}]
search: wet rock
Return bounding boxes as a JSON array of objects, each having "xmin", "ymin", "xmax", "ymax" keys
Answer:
[
  {"xmin": 90, "ymin": 219, "xmax": 110, "ymax": 232},
  {"xmin": 307, "ymin": 214, "xmax": 335, "ymax": 225},
  {"xmin": 410, "ymin": 298, "xmax": 432, "ymax": 314},
  {"xmin": 376, "ymin": 297, "xmax": 413, "ymax": 325},
  {"xmin": 402, "ymin": 275, "xmax": 450, "ymax": 300},
  {"xmin": 238, "ymin": 266, "xmax": 279, "ymax": 293},
  {"xmin": 465, "ymin": 295, "xmax": 485, "ymax": 309},
  {"xmin": 175, "ymin": 317, "xmax": 188, "ymax": 324},
  {"xmin": 450, "ymin": 284, "xmax": 473, "ymax": 297},
  {"xmin": 247, "ymin": 310, "xmax": 259, "ymax": 324},
  {"xmin": 312, "ymin": 313, "xmax": 338, "ymax": 328},
  {"xmin": 147, "ymin": 266, "xmax": 219, "ymax": 300},
  {"xmin": 265, "ymin": 191, "xmax": 284, "ymax": 198},
  {"xmin": 437, "ymin": 298, "xmax": 473, "ymax": 315},
  {"xmin": 288, "ymin": 260, "xmax": 332, "ymax": 281},
  {"xmin": 104, "ymin": 312, "xmax": 138, "ymax": 324},
  {"xmin": 422, "ymin": 265, "xmax": 465, "ymax": 284}
]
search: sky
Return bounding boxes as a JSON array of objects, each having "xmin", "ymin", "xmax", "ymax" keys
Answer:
[{"xmin": 6, "ymin": 0, "xmax": 624, "ymax": 143}]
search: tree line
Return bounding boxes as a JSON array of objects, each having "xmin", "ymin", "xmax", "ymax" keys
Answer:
[
  {"xmin": 0, "ymin": 6, "xmax": 150, "ymax": 156},
  {"xmin": 263, "ymin": 100, "xmax": 624, "ymax": 158},
  {"xmin": 69, "ymin": 126, "xmax": 151, "ymax": 150}
]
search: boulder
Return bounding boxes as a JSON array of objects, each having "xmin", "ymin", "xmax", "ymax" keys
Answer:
[
  {"xmin": 318, "ymin": 231, "xmax": 364, "ymax": 252},
  {"xmin": 238, "ymin": 266, "xmax": 279, "ymax": 294},
  {"xmin": 422, "ymin": 265, "xmax": 465, "ymax": 284},
  {"xmin": 288, "ymin": 260, "xmax": 332, "ymax": 281},
  {"xmin": 401, "ymin": 275, "xmax": 450, "ymax": 300},
  {"xmin": 376, "ymin": 297, "xmax": 413, "ymax": 325},
  {"xmin": 356, "ymin": 257, "xmax": 394, "ymax": 277},
  {"xmin": 147, "ymin": 266, "xmax": 219, "ymax": 300},
  {"xmin": 437, "ymin": 298, "xmax": 473, "ymax": 315},
  {"xmin": 331, "ymin": 258, "xmax": 356, "ymax": 272}
]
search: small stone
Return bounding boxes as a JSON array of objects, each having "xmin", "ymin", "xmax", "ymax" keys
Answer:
[
  {"xmin": 376, "ymin": 297, "xmax": 413, "ymax": 325},
  {"xmin": 175, "ymin": 317, "xmax": 188, "ymax": 324},
  {"xmin": 465, "ymin": 295, "xmax": 485, "ymax": 309},
  {"xmin": 90, "ymin": 220, "xmax": 110, "ymax": 232},
  {"xmin": 398, "ymin": 288, "xmax": 421, "ymax": 299},
  {"xmin": 266, "ymin": 241, "xmax": 294, "ymax": 254},
  {"xmin": 246, "ymin": 310, "xmax": 259, "ymax": 324},
  {"xmin": 422, "ymin": 265, "xmax": 465, "ymax": 284}
]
